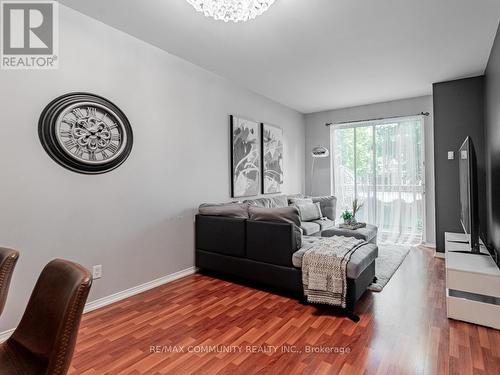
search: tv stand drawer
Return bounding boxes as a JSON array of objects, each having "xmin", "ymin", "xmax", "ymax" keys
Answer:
[
  {"xmin": 447, "ymin": 268, "xmax": 500, "ymax": 298},
  {"xmin": 446, "ymin": 289, "xmax": 500, "ymax": 329}
]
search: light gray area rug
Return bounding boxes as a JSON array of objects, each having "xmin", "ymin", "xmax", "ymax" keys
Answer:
[{"xmin": 367, "ymin": 244, "xmax": 411, "ymax": 292}]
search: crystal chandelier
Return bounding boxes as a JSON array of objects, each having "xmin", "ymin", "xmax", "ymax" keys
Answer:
[{"xmin": 185, "ymin": 0, "xmax": 275, "ymax": 23}]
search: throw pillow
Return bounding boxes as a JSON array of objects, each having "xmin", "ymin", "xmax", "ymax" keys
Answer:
[
  {"xmin": 244, "ymin": 197, "xmax": 272, "ymax": 208},
  {"xmin": 288, "ymin": 196, "xmax": 313, "ymax": 205},
  {"xmin": 295, "ymin": 202, "xmax": 323, "ymax": 221},
  {"xmin": 269, "ymin": 194, "xmax": 288, "ymax": 208}
]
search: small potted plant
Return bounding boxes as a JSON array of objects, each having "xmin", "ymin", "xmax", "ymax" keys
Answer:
[
  {"xmin": 341, "ymin": 199, "xmax": 364, "ymax": 226},
  {"xmin": 341, "ymin": 210, "xmax": 354, "ymax": 224}
]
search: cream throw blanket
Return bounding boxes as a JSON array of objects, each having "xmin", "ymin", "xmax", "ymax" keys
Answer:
[{"xmin": 302, "ymin": 235, "xmax": 366, "ymax": 308}]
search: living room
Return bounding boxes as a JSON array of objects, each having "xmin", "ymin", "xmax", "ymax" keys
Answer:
[{"xmin": 0, "ymin": 0, "xmax": 499, "ymax": 374}]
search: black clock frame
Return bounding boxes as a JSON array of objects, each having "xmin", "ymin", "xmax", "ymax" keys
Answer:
[{"xmin": 38, "ymin": 92, "xmax": 133, "ymax": 174}]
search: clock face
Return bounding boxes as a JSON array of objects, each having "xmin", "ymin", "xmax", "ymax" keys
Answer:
[
  {"xmin": 39, "ymin": 93, "xmax": 133, "ymax": 174},
  {"xmin": 55, "ymin": 103, "xmax": 126, "ymax": 165}
]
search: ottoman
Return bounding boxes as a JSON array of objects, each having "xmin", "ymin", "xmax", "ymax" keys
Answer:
[
  {"xmin": 293, "ymin": 236, "xmax": 378, "ymax": 320},
  {"xmin": 321, "ymin": 224, "xmax": 378, "ymax": 244}
]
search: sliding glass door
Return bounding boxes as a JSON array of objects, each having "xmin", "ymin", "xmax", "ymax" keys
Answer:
[{"xmin": 332, "ymin": 116, "xmax": 425, "ymax": 245}]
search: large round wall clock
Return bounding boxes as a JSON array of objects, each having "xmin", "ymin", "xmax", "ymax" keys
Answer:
[{"xmin": 39, "ymin": 93, "xmax": 133, "ymax": 174}]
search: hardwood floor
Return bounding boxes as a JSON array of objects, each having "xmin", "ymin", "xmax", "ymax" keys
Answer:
[{"xmin": 69, "ymin": 247, "xmax": 500, "ymax": 374}]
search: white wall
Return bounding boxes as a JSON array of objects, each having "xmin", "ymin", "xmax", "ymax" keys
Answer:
[
  {"xmin": 0, "ymin": 6, "xmax": 305, "ymax": 332},
  {"xmin": 305, "ymin": 96, "xmax": 436, "ymax": 245}
]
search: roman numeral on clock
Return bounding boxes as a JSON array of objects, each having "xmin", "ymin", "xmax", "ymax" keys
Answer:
[
  {"xmin": 87, "ymin": 107, "xmax": 97, "ymax": 117},
  {"xmin": 60, "ymin": 130, "xmax": 71, "ymax": 138},
  {"xmin": 63, "ymin": 139, "xmax": 77, "ymax": 149},
  {"xmin": 75, "ymin": 146, "xmax": 84, "ymax": 157},
  {"xmin": 107, "ymin": 143, "xmax": 119, "ymax": 154},
  {"xmin": 111, "ymin": 134, "xmax": 121, "ymax": 141},
  {"xmin": 72, "ymin": 108, "xmax": 85, "ymax": 118},
  {"xmin": 62, "ymin": 117, "xmax": 76, "ymax": 126}
]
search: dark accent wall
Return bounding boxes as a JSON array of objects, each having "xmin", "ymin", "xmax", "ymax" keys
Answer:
[
  {"xmin": 433, "ymin": 77, "xmax": 486, "ymax": 252},
  {"xmin": 485, "ymin": 22, "xmax": 500, "ymax": 263}
]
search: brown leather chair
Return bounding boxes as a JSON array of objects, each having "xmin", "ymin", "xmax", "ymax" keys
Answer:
[
  {"xmin": 0, "ymin": 247, "xmax": 19, "ymax": 317},
  {"xmin": 0, "ymin": 259, "xmax": 92, "ymax": 375}
]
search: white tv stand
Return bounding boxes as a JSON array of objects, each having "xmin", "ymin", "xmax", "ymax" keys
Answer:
[{"xmin": 445, "ymin": 232, "xmax": 500, "ymax": 329}]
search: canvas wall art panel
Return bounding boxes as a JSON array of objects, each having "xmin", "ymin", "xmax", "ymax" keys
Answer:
[
  {"xmin": 261, "ymin": 123, "xmax": 284, "ymax": 194},
  {"xmin": 230, "ymin": 115, "xmax": 261, "ymax": 198}
]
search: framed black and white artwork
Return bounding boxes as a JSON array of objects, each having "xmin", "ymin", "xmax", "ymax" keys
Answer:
[
  {"xmin": 261, "ymin": 123, "xmax": 284, "ymax": 194},
  {"xmin": 230, "ymin": 115, "xmax": 261, "ymax": 198}
]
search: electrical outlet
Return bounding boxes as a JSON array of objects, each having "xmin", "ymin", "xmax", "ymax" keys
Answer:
[
  {"xmin": 447, "ymin": 151, "xmax": 454, "ymax": 160},
  {"xmin": 92, "ymin": 265, "xmax": 102, "ymax": 279}
]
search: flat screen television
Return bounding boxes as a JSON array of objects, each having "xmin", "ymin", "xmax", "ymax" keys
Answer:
[{"xmin": 459, "ymin": 137, "xmax": 480, "ymax": 253}]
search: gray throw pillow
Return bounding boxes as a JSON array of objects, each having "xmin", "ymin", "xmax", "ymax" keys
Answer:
[
  {"xmin": 244, "ymin": 197, "xmax": 272, "ymax": 208},
  {"xmin": 198, "ymin": 202, "xmax": 249, "ymax": 218},
  {"xmin": 295, "ymin": 202, "xmax": 323, "ymax": 221},
  {"xmin": 269, "ymin": 194, "xmax": 288, "ymax": 208},
  {"xmin": 288, "ymin": 197, "xmax": 313, "ymax": 205},
  {"xmin": 245, "ymin": 195, "xmax": 288, "ymax": 208}
]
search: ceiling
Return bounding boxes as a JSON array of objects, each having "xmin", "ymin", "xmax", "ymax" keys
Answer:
[{"xmin": 59, "ymin": 0, "xmax": 500, "ymax": 114}]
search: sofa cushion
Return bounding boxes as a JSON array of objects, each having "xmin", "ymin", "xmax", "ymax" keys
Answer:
[
  {"xmin": 196, "ymin": 215, "xmax": 246, "ymax": 257},
  {"xmin": 248, "ymin": 206, "xmax": 301, "ymax": 227},
  {"xmin": 312, "ymin": 196, "xmax": 337, "ymax": 221},
  {"xmin": 249, "ymin": 206, "xmax": 302, "ymax": 248},
  {"xmin": 288, "ymin": 196, "xmax": 313, "ymax": 205},
  {"xmin": 244, "ymin": 197, "xmax": 270, "ymax": 208},
  {"xmin": 246, "ymin": 220, "xmax": 301, "ymax": 266},
  {"xmin": 198, "ymin": 202, "xmax": 249, "ymax": 218},
  {"xmin": 292, "ymin": 239, "xmax": 378, "ymax": 279},
  {"xmin": 295, "ymin": 202, "xmax": 322, "ymax": 221},
  {"xmin": 311, "ymin": 218, "xmax": 335, "ymax": 231},
  {"xmin": 322, "ymin": 224, "xmax": 378, "ymax": 244},
  {"xmin": 269, "ymin": 195, "xmax": 289, "ymax": 208},
  {"xmin": 300, "ymin": 221, "xmax": 321, "ymax": 236},
  {"xmin": 245, "ymin": 194, "xmax": 288, "ymax": 208}
]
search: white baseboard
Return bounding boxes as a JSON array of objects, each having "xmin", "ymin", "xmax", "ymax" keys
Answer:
[
  {"xmin": 0, "ymin": 266, "xmax": 197, "ymax": 342},
  {"xmin": 434, "ymin": 251, "xmax": 445, "ymax": 259},
  {"xmin": 84, "ymin": 266, "xmax": 197, "ymax": 313},
  {"xmin": 421, "ymin": 242, "xmax": 436, "ymax": 248}
]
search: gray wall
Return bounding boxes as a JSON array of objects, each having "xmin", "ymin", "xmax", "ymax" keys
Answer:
[
  {"xmin": 485, "ymin": 23, "xmax": 500, "ymax": 259},
  {"xmin": 305, "ymin": 96, "xmax": 436, "ymax": 245},
  {"xmin": 0, "ymin": 6, "xmax": 305, "ymax": 332},
  {"xmin": 432, "ymin": 77, "xmax": 486, "ymax": 252}
]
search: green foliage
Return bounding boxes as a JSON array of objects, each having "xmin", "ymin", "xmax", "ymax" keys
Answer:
[
  {"xmin": 335, "ymin": 121, "xmax": 423, "ymax": 184},
  {"xmin": 341, "ymin": 210, "xmax": 353, "ymax": 222}
]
